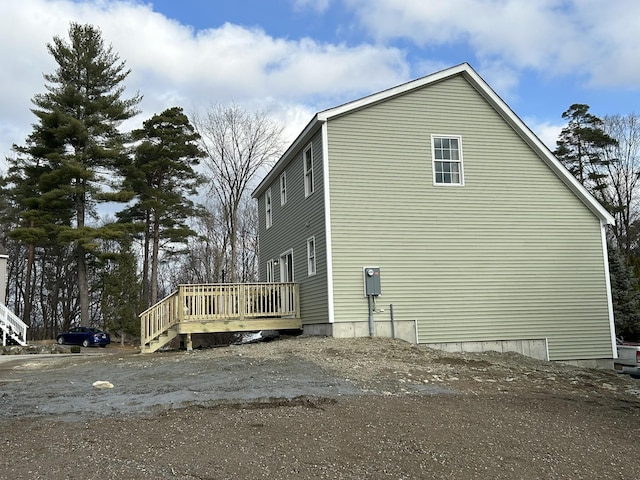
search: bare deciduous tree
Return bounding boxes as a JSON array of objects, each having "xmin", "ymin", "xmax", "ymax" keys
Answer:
[
  {"xmin": 192, "ymin": 104, "xmax": 284, "ymax": 282},
  {"xmin": 602, "ymin": 114, "xmax": 640, "ymax": 258},
  {"xmin": 172, "ymin": 200, "xmax": 227, "ymax": 284}
]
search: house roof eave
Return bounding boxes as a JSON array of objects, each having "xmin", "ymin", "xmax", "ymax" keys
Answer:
[
  {"xmin": 459, "ymin": 67, "xmax": 615, "ymax": 226},
  {"xmin": 252, "ymin": 114, "xmax": 322, "ymax": 199},
  {"xmin": 253, "ymin": 63, "xmax": 614, "ymax": 226}
]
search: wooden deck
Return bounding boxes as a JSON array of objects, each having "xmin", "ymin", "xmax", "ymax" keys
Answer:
[{"xmin": 140, "ymin": 283, "xmax": 301, "ymax": 353}]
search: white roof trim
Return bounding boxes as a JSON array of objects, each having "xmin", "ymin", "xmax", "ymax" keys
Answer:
[
  {"xmin": 253, "ymin": 115, "xmax": 321, "ymax": 198},
  {"xmin": 317, "ymin": 63, "xmax": 471, "ymax": 121},
  {"xmin": 255, "ymin": 63, "xmax": 615, "ymax": 225},
  {"xmin": 315, "ymin": 62, "xmax": 614, "ymax": 225}
]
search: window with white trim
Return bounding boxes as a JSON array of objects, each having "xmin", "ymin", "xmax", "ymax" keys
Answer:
[
  {"xmin": 280, "ymin": 171, "xmax": 287, "ymax": 205},
  {"xmin": 304, "ymin": 143, "xmax": 314, "ymax": 197},
  {"xmin": 432, "ymin": 135, "xmax": 464, "ymax": 185},
  {"xmin": 307, "ymin": 236, "xmax": 316, "ymax": 276},
  {"xmin": 266, "ymin": 259, "xmax": 274, "ymax": 282},
  {"xmin": 265, "ymin": 188, "xmax": 272, "ymax": 228}
]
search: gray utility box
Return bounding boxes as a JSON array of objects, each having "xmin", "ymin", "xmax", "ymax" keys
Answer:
[{"xmin": 363, "ymin": 267, "xmax": 381, "ymax": 296}]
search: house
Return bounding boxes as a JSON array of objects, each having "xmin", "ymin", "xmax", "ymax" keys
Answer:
[
  {"xmin": 0, "ymin": 246, "xmax": 28, "ymax": 347},
  {"xmin": 252, "ymin": 63, "xmax": 616, "ymax": 367}
]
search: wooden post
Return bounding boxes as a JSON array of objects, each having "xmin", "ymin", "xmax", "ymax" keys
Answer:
[
  {"xmin": 295, "ymin": 283, "xmax": 300, "ymax": 318},
  {"xmin": 0, "ymin": 248, "xmax": 8, "ymax": 306},
  {"xmin": 179, "ymin": 285, "xmax": 186, "ymax": 322},
  {"xmin": 239, "ymin": 284, "xmax": 245, "ymax": 322}
]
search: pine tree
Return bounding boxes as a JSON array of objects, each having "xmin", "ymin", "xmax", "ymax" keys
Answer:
[
  {"xmin": 13, "ymin": 22, "xmax": 141, "ymax": 326},
  {"xmin": 608, "ymin": 245, "xmax": 640, "ymax": 340},
  {"xmin": 554, "ymin": 104, "xmax": 617, "ymax": 199},
  {"xmin": 119, "ymin": 107, "xmax": 204, "ymax": 306},
  {"xmin": 3, "ymin": 150, "xmax": 74, "ymax": 326},
  {"xmin": 101, "ymin": 237, "xmax": 140, "ymax": 345}
]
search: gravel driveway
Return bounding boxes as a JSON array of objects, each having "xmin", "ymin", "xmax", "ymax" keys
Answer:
[{"xmin": 1, "ymin": 336, "xmax": 639, "ymax": 479}]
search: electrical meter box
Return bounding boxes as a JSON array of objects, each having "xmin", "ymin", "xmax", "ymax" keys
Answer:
[{"xmin": 363, "ymin": 267, "xmax": 381, "ymax": 296}]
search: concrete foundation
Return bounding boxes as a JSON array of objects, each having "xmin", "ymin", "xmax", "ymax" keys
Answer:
[
  {"xmin": 304, "ymin": 323, "xmax": 548, "ymax": 361},
  {"xmin": 303, "ymin": 320, "xmax": 417, "ymax": 344},
  {"xmin": 425, "ymin": 338, "xmax": 549, "ymax": 361},
  {"xmin": 557, "ymin": 358, "xmax": 614, "ymax": 369},
  {"xmin": 300, "ymin": 325, "xmax": 615, "ymax": 367}
]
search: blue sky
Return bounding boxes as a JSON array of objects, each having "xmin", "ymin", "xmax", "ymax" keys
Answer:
[{"xmin": 1, "ymin": 0, "xmax": 639, "ymax": 162}]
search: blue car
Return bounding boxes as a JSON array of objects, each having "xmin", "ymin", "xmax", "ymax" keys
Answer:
[{"xmin": 56, "ymin": 327, "xmax": 110, "ymax": 348}]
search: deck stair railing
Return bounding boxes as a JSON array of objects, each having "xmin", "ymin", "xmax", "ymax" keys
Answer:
[
  {"xmin": 0, "ymin": 303, "xmax": 28, "ymax": 347},
  {"xmin": 140, "ymin": 283, "xmax": 300, "ymax": 353}
]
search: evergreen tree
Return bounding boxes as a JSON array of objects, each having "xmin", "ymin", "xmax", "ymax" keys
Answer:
[
  {"xmin": 554, "ymin": 104, "xmax": 617, "ymax": 198},
  {"xmin": 555, "ymin": 106, "xmax": 640, "ymax": 341},
  {"xmin": 101, "ymin": 237, "xmax": 140, "ymax": 344},
  {"xmin": 119, "ymin": 107, "xmax": 204, "ymax": 306},
  {"xmin": 13, "ymin": 22, "xmax": 141, "ymax": 326},
  {"xmin": 608, "ymin": 245, "xmax": 640, "ymax": 340},
  {"xmin": 3, "ymin": 151, "xmax": 73, "ymax": 326}
]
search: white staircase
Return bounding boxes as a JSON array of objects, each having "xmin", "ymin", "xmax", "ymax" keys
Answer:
[{"xmin": 0, "ymin": 303, "xmax": 28, "ymax": 346}]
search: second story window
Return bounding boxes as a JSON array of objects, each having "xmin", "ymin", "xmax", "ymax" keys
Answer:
[
  {"xmin": 265, "ymin": 188, "xmax": 272, "ymax": 228},
  {"xmin": 432, "ymin": 135, "xmax": 464, "ymax": 186},
  {"xmin": 304, "ymin": 143, "xmax": 314, "ymax": 197},
  {"xmin": 280, "ymin": 171, "xmax": 287, "ymax": 205}
]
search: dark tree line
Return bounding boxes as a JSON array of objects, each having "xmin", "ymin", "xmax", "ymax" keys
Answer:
[{"xmin": 0, "ymin": 23, "xmax": 282, "ymax": 341}]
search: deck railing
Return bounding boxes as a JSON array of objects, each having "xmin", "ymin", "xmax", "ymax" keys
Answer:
[
  {"xmin": 140, "ymin": 289, "xmax": 182, "ymax": 349},
  {"xmin": 0, "ymin": 302, "xmax": 28, "ymax": 346},
  {"xmin": 140, "ymin": 283, "xmax": 300, "ymax": 348}
]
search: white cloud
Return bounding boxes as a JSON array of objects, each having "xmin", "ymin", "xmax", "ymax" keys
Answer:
[
  {"xmin": 344, "ymin": 0, "xmax": 640, "ymax": 89},
  {"xmin": 0, "ymin": 0, "xmax": 409, "ymax": 160},
  {"xmin": 292, "ymin": 0, "xmax": 332, "ymax": 13},
  {"xmin": 5, "ymin": 0, "xmax": 634, "ymax": 167},
  {"xmin": 526, "ymin": 119, "xmax": 563, "ymax": 151}
]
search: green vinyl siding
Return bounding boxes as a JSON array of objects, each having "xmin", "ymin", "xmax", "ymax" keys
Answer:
[
  {"xmin": 258, "ymin": 131, "xmax": 329, "ymax": 325},
  {"xmin": 325, "ymin": 75, "xmax": 611, "ymax": 361}
]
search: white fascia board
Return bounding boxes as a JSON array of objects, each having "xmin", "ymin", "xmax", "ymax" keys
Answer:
[
  {"xmin": 316, "ymin": 62, "xmax": 614, "ymax": 225},
  {"xmin": 460, "ymin": 67, "xmax": 615, "ymax": 226},
  {"xmin": 317, "ymin": 63, "xmax": 471, "ymax": 121},
  {"xmin": 252, "ymin": 115, "xmax": 322, "ymax": 198},
  {"xmin": 601, "ymin": 223, "xmax": 617, "ymax": 357}
]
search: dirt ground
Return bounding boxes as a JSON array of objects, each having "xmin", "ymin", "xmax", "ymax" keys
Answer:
[{"xmin": 1, "ymin": 336, "xmax": 639, "ymax": 480}]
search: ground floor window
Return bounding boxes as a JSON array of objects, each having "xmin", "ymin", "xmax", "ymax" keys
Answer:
[
  {"xmin": 307, "ymin": 237, "xmax": 316, "ymax": 276},
  {"xmin": 266, "ymin": 259, "xmax": 275, "ymax": 282}
]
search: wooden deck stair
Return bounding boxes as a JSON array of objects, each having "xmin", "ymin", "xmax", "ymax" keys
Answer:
[
  {"xmin": 140, "ymin": 283, "xmax": 301, "ymax": 353},
  {"xmin": 0, "ymin": 302, "xmax": 28, "ymax": 347},
  {"xmin": 144, "ymin": 326, "xmax": 179, "ymax": 353}
]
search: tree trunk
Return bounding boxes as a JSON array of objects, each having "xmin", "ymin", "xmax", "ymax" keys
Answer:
[
  {"xmin": 22, "ymin": 242, "xmax": 34, "ymax": 327},
  {"xmin": 77, "ymin": 243, "xmax": 90, "ymax": 326},
  {"xmin": 141, "ymin": 212, "xmax": 151, "ymax": 308},
  {"xmin": 229, "ymin": 205, "xmax": 238, "ymax": 283},
  {"xmin": 150, "ymin": 214, "xmax": 160, "ymax": 305},
  {"xmin": 77, "ymin": 179, "xmax": 89, "ymax": 327}
]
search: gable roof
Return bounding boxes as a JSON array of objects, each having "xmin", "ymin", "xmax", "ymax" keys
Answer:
[{"xmin": 252, "ymin": 63, "xmax": 614, "ymax": 225}]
